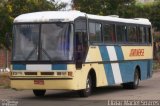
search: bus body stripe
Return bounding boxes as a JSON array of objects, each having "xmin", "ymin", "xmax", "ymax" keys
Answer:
[
  {"xmin": 52, "ymin": 64, "xmax": 67, "ymax": 70},
  {"xmin": 114, "ymin": 46, "xmax": 124, "ymax": 60},
  {"xmin": 106, "ymin": 46, "xmax": 118, "ymax": 61},
  {"xmin": 13, "ymin": 64, "xmax": 26, "ymax": 70},
  {"xmin": 26, "ymin": 64, "xmax": 52, "ymax": 71},
  {"xmin": 13, "ymin": 64, "xmax": 67, "ymax": 71},
  {"xmin": 107, "ymin": 46, "xmax": 123, "ymax": 84},
  {"xmin": 111, "ymin": 63, "xmax": 123, "ymax": 84},
  {"xmin": 104, "ymin": 64, "xmax": 115, "ymax": 85},
  {"xmin": 114, "ymin": 46, "xmax": 124, "ymax": 83},
  {"xmin": 99, "ymin": 46, "xmax": 115, "ymax": 85},
  {"xmin": 99, "ymin": 46, "xmax": 110, "ymax": 61}
]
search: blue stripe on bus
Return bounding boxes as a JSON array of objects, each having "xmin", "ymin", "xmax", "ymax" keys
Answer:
[
  {"xmin": 114, "ymin": 46, "xmax": 124, "ymax": 60},
  {"xmin": 99, "ymin": 46, "xmax": 110, "ymax": 61},
  {"xmin": 99, "ymin": 46, "xmax": 115, "ymax": 85},
  {"xmin": 114, "ymin": 46, "xmax": 135, "ymax": 83},
  {"xmin": 118, "ymin": 60, "xmax": 152, "ymax": 83},
  {"xmin": 99, "ymin": 46, "xmax": 152, "ymax": 84},
  {"xmin": 118, "ymin": 62, "xmax": 133, "ymax": 82},
  {"xmin": 104, "ymin": 64, "xmax": 115, "ymax": 85},
  {"xmin": 52, "ymin": 64, "xmax": 67, "ymax": 70},
  {"xmin": 114, "ymin": 46, "xmax": 124, "ymax": 82},
  {"xmin": 13, "ymin": 64, "xmax": 26, "ymax": 70}
]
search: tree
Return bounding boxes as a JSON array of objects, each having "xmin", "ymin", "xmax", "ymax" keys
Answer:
[
  {"xmin": 10, "ymin": 0, "xmax": 67, "ymax": 18},
  {"xmin": 0, "ymin": 0, "xmax": 67, "ymax": 49},
  {"xmin": 0, "ymin": 0, "xmax": 12, "ymax": 48},
  {"xmin": 150, "ymin": 1, "xmax": 160, "ymax": 31},
  {"xmin": 72, "ymin": 0, "xmax": 160, "ymax": 33},
  {"xmin": 72, "ymin": 0, "xmax": 136, "ymax": 16}
]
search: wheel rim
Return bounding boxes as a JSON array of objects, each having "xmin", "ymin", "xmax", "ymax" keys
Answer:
[
  {"xmin": 134, "ymin": 72, "xmax": 139, "ymax": 86},
  {"xmin": 86, "ymin": 77, "xmax": 91, "ymax": 93}
]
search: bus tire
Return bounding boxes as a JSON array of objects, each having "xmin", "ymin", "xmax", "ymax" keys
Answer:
[
  {"xmin": 123, "ymin": 69, "xmax": 140, "ymax": 89},
  {"xmin": 78, "ymin": 75, "xmax": 92, "ymax": 97},
  {"xmin": 33, "ymin": 90, "xmax": 46, "ymax": 97}
]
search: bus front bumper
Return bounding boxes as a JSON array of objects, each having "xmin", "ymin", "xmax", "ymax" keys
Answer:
[{"xmin": 10, "ymin": 77, "xmax": 78, "ymax": 90}]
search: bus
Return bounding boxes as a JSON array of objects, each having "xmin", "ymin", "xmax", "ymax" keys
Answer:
[{"xmin": 10, "ymin": 10, "xmax": 153, "ymax": 97}]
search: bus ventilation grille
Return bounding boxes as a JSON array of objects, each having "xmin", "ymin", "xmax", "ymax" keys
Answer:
[
  {"xmin": 41, "ymin": 72, "xmax": 54, "ymax": 75},
  {"xmin": 25, "ymin": 72, "xmax": 37, "ymax": 75}
]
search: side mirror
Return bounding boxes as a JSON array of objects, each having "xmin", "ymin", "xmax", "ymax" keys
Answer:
[{"xmin": 5, "ymin": 33, "xmax": 11, "ymax": 50}]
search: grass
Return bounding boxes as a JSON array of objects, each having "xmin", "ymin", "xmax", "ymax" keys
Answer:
[{"xmin": 153, "ymin": 60, "xmax": 160, "ymax": 71}]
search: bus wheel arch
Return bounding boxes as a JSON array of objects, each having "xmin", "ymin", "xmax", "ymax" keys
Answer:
[
  {"xmin": 123, "ymin": 66, "xmax": 141, "ymax": 89},
  {"xmin": 78, "ymin": 68, "xmax": 97, "ymax": 97},
  {"xmin": 88, "ymin": 68, "xmax": 97, "ymax": 89},
  {"xmin": 135, "ymin": 65, "xmax": 141, "ymax": 80}
]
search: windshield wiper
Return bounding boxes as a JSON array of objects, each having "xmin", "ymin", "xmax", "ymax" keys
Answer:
[
  {"xmin": 41, "ymin": 48, "xmax": 52, "ymax": 60},
  {"xmin": 25, "ymin": 46, "xmax": 38, "ymax": 61}
]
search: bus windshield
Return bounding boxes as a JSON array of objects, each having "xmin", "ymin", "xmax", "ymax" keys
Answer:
[{"xmin": 13, "ymin": 23, "xmax": 74, "ymax": 62}]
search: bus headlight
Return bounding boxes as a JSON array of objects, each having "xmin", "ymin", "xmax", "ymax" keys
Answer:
[{"xmin": 68, "ymin": 72, "xmax": 73, "ymax": 77}]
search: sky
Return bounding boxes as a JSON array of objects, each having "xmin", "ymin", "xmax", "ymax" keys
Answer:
[{"xmin": 56, "ymin": 0, "xmax": 71, "ymax": 3}]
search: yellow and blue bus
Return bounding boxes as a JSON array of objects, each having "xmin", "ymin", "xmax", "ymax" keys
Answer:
[{"xmin": 10, "ymin": 11, "xmax": 153, "ymax": 97}]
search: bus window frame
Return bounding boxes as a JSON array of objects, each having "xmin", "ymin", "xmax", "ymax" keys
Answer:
[
  {"xmin": 103, "ymin": 23, "xmax": 116, "ymax": 43},
  {"xmin": 11, "ymin": 18, "xmax": 152, "ymax": 65},
  {"xmin": 146, "ymin": 27, "xmax": 152, "ymax": 44},
  {"xmin": 12, "ymin": 21, "xmax": 75, "ymax": 64},
  {"xmin": 84, "ymin": 19, "xmax": 152, "ymax": 46},
  {"xmin": 126, "ymin": 24, "xmax": 138, "ymax": 44},
  {"xmin": 74, "ymin": 17, "xmax": 89, "ymax": 64},
  {"xmin": 115, "ymin": 24, "xmax": 127, "ymax": 44},
  {"xmin": 88, "ymin": 20, "xmax": 102, "ymax": 44},
  {"xmin": 125, "ymin": 24, "xmax": 152, "ymax": 46}
]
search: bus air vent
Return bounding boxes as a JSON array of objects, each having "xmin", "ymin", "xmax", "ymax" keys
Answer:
[
  {"xmin": 25, "ymin": 72, "xmax": 37, "ymax": 75},
  {"xmin": 41, "ymin": 72, "xmax": 54, "ymax": 75}
]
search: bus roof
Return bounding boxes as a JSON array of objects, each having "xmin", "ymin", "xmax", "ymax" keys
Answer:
[{"xmin": 14, "ymin": 10, "xmax": 151, "ymax": 25}]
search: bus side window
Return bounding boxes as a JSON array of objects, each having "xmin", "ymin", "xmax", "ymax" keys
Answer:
[
  {"xmin": 116, "ymin": 24, "xmax": 126, "ymax": 43},
  {"xmin": 103, "ymin": 24, "xmax": 116, "ymax": 43},
  {"xmin": 127, "ymin": 26, "xmax": 138, "ymax": 43},
  {"xmin": 147, "ymin": 27, "xmax": 152, "ymax": 44},
  {"xmin": 89, "ymin": 22, "xmax": 101, "ymax": 43},
  {"xmin": 138, "ymin": 26, "xmax": 146, "ymax": 43}
]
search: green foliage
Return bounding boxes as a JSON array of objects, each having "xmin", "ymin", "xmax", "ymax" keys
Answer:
[
  {"xmin": 153, "ymin": 60, "xmax": 160, "ymax": 70},
  {"xmin": 73, "ymin": 0, "xmax": 136, "ymax": 16},
  {"xmin": 0, "ymin": 0, "xmax": 12, "ymax": 48},
  {"xmin": 72, "ymin": 0, "xmax": 160, "ymax": 32},
  {"xmin": 10, "ymin": 0, "xmax": 66, "ymax": 17},
  {"xmin": 73, "ymin": 0, "xmax": 153, "ymax": 19},
  {"xmin": 0, "ymin": 0, "xmax": 66, "ymax": 49},
  {"xmin": 150, "ymin": 1, "xmax": 160, "ymax": 31}
]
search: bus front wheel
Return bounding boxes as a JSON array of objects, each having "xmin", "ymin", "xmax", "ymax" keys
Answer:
[
  {"xmin": 33, "ymin": 90, "xmax": 46, "ymax": 97},
  {"xmin": 123, "ymin": 69, "xmax": 140, "ymax": 89},
  {"xmin": 78, "ymin": 75, "xmax": 92, "ymax": 97}
]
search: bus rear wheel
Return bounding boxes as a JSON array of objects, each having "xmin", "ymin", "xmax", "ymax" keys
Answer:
[
  {"xmin": 78, "ymin": 75, "xmax": 92, "ymax": 97},
  {"xmin": 33, "ymin": 90, "xmax": 46, "ymax": 97},
  {"xmin": 123, "ymin": 69, "xmax": 140, "ymax": 89}
]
